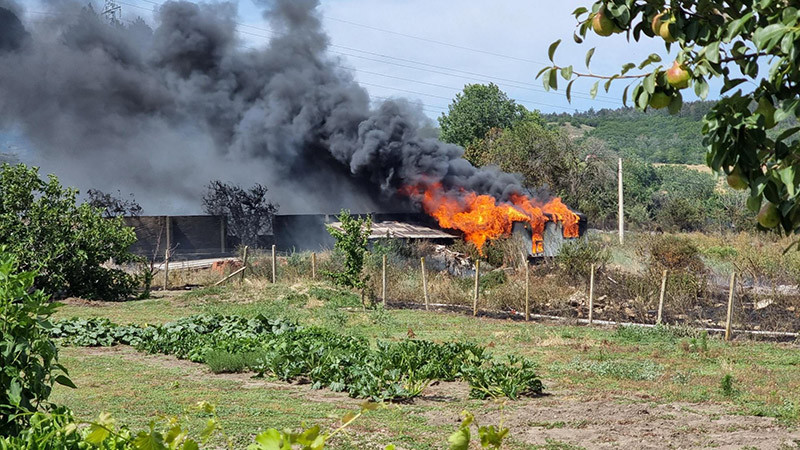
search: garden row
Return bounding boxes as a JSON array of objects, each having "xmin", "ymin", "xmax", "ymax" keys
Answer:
[{"xmin": 51, "ymin": 314, "xmax": 543, "ymax": 401}]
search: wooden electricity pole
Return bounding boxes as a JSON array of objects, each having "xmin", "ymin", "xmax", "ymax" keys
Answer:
[{"xmin": 618, "ymin": 157, "xmax": 624, "ymax": 245}]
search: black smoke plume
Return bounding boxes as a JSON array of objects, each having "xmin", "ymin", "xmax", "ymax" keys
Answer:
[{"xmin": 0, "ymin": 0, "xmax": 525, "ymax": 214}]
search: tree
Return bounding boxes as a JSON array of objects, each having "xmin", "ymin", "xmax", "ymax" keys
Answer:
[
  {"xmin": 202, "ymin": 181, "xmax": 278, "ymax": 248},
  {"xmin": 87, "ymin": 189, "xmax": 143, "ymax": 218},
  {"xmin": 465, "ymin": 120, "xmax": 580, "ymax": 194},
  {"xmin": 325, "ymin": 210, "xmax": 372, "ymax": 305},
  {"xmin": 438, "ymin": 83, "xmax": 538, "ymax": 150},
  {"xmin": 0, "ymin": 164, "xmax": 139, "ymax": 300},
  {"xmin": 541, "ymin": 1, "xmax": 800, "ymax": 233}
]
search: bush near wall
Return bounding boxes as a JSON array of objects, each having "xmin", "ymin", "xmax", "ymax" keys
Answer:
[{"xmin": 0, "ymin": 164, "xmax": 139, "ymax": 300}]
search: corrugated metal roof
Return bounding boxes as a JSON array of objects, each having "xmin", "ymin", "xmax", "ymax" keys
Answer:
[{"xmin": 328, "ymin": 221, "xmax": 458, "ymax": 240}]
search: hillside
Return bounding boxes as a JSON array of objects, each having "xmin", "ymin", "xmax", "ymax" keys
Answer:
[{"xmin": 545, "ymin": 101, "xmax": 713, "ymax": 164}]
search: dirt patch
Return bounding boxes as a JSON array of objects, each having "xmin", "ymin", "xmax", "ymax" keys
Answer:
[{"xmin": 426, "ymin": 393, "xmax": 800, "ymax": 449}]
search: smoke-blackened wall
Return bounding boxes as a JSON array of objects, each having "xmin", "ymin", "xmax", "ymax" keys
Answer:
[{"xmin": 0, "ymin": 0, "xmax": 527, "ymax": 214}]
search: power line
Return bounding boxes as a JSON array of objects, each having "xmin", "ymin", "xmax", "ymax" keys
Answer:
[
  {"xmin": 322, "ymin": 15, "xmax": 551, "ymax": 66},
  {"xmin": 115, "ymin": 0, "xmax": 622, "ymax": 103},
  {"xmin": 82, "ymin": 0, "xmax": 615, "ymax": 112}
]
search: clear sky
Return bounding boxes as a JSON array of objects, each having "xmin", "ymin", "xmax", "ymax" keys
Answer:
[{"xmin": 16, "ymin": 0, "xmax": 700, "ymax": 119}]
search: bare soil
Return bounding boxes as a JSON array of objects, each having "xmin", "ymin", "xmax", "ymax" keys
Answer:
[{"xmin": 78, "ymin": 347, "xmax": 800, "ymax": 449}]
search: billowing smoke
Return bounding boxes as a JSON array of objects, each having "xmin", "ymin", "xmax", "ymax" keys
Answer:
[{"xmin": 0, "ymin": 0, "xmax": 525, "ymax": 214}]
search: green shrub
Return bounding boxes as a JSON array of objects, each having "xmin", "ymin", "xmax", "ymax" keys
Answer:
[
  {"xmin": 556, "ymin": 236, "xmax": 611, "ymax": 280},
  {"xmin": 0, "ymin": 249, "xmax": 74, "ymax": 436},
  {"xmin": 325, "ymin": 210, "xmax": 372, "ymax": 304},
  {"xmin": 205, "ymin": 350, "xmax": 267, "ymax": 374},
  {"xmin": 644, "ymin": 234, "xmax": 705, "ymax": 273},
  {"xmin": 480, "ymin": 269, "xmax": 508, "ymax": 290},
  {"xmin": 720, "ymin": 374, "xmax": 736, "ymax": 397},
  {"xmin": 0, "ymin": 163, "xmax": 139, "ymax": 300}
]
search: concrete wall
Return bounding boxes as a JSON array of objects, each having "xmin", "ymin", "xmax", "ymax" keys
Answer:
[{"xmin": 124, "ymin": 215, "xmax": 228, "ymax": 260}]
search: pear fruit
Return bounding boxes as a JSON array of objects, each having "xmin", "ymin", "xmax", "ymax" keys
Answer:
[
  {"xmin": 649, "ymin": 91, "xmax": 671, "ymax": 109},
  {"xmin": 653, "ymin": 12, "xmax": 676, "ymax": 42},
  {"xmin": 666, "ymin": 61, "xmax": 690, "ymax": 89},
  {"xmin": 757, "ymin": 202, "xmax": 780, "ymax": 228},
  {"xmin": 726, "ymin": 166, "xmax": 748, "ymax": 190},
  {"xmin": 651, "ymin": 12, "xmax": 665, "ymax": 35},
  {"xmin": 592, "ymin": 8, "xmax": 619, "ymax": 37}
]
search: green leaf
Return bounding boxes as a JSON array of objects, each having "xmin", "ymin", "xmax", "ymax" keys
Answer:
[
  {"xmin": 200, "ymin": 418, "xmax": 217, "ymax": 442},
  {"xmin": 252, "ymin": 429, "xmax": 284, "ymax": 450},
  {"xmin": 548, "ymin": 69, "xmax": 558, "ymax": 91},
  {"xmin": 775, "ymin": 99, "xmax": 800, "ymax": 122},
  {"xmin": 85, "ymin": 413, "xmax": 115, "ymax": 446},
  {"xmin": 747, "ymin": 195, "xmax": 763, "ymax": 212},
  {"xmin": 566, "ymin": 79, "xmax": 576, "ymax": 103},
  {"xmin": 585, "ymin": 47, "xmax": 596, "ymax": 69},
  {"xmin": 133, "ymin": 431, "xmax": 166, "ymax": 450},
  {"xmin": 548, "ymin": 39, "xmax": 561, "ymax": 62},
  {"xmin": 725, "ymin": 12, "xmax": 753, "ymax": 41},
  {"xmin": 704, "ymin": 41, "xmax": 721, "ymax": 64},
  {"xmin": 620, "ymin": 63, "xmax": 636, "ymax": 76},
  {"xmin": 572, "ymin": 6, "xmax": 588, "ymax": 17},
  {"xmin": 55, "ymin": 374, "xmax": 77, "ymax": 389},
  {"xmin": 7, "ymin": 380, "xmax": 21, "ymax": 406},
  {"xmin": 603, "ymin": 75, "xmax": 618, "ymax": 93},
  {"xmin": 753, "ymin": 24, "xmax": 787, "ymax": 51},
  {"xmin": 642, "ymin": 72, "xmax": 656, "ymax": 94},
  {"xmin": 668, "ymin": 91, "xmax": 683, "ymax": 115},
  {"xmin": 181, "ymin": 440, "xmax": 199, "ymax": 450},
  {"xmin": 622, "ymin": 85, "xmax": 630, "ymax": 106},
  {"xmin": 560, "ymin": 65, "xmax": 573, "ymax": 80},
  {"xmin": 590, "ymin": 81, "xmax": 599, "ymax": 99},
  {"xmin": 448, "ymin": 428, "xmax": 470, "ymax": 450},
  {"xmin": 541, "ymin": 69, "xmax": 552, "ymax": 90},
  {"xmin": 779, "ymin": 167, "xmax": 797, "ymax": 198},
  {"xmin": 694, "ymin": 77, "xmax": 709, "ymax": 100}
]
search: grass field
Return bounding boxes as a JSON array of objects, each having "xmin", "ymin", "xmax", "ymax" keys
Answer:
[{"xmin": 51, "ymin": 281, "xmax": 800, "ymax": 449}]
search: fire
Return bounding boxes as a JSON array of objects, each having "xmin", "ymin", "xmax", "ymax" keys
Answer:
[{"xmin": 403, "ymin": 183, "xmax": 580, "ymax": 254}]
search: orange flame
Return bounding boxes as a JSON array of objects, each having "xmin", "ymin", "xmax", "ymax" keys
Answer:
[{"xmin": 404, "ymin": 183, "xmax": 580, "ymax": 254}]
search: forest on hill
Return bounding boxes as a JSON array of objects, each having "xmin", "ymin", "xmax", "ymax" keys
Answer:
[{"xmin": 544, "ymin": 101, "xmax": 713, "ymax": 165}]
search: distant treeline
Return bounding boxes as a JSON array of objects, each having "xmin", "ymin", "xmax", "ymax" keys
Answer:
[{"xmin": 544, "ymin": 101, "xmax": 714, "ymax": 164}]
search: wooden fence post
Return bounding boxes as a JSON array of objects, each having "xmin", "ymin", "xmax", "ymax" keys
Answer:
[
  {"xmin": 524, "ymin": 260, "xmax": 530, "ymax": 322},
  {"xmin": 239, "ymin": 246, "xmax": 249, "ymax": 284},
  {"xmin": 163, "ymin": 248, "xmax": 169, "ymax": 291},
  {"xmin": 657, "ymin": 269, "xmax": 668, "ymax": 325},
  {"xmin": 421, "ymin": 257, "xmax": 429, "ymax": 310},
  {"xmin": 725, "ymin": 272, "xmax": 736, "ymax": 341},
  {"xmin": 382, "ymin": 254, "xmax": 387, "ymax": 306},
  {"xmin": 588, "ymin": 264, "xmax": 595, "ymax": 325},
  {"xmin": 311, "ymin": 252, "xmax": 317, "ymax": 280},
  {"xmin": 271, "ymin": 244, "xmax": 277, "ymax": 284},
  {"xmin": 473, "ymin": 260, "xmax": 480, "ymax": 317}
]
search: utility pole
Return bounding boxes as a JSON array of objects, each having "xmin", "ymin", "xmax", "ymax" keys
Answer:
[
  {"xmin": 102, "ymin": 0, "xmax": 122, "ymax": 25},
  {"xmin": 618, "ymin": 157, "xmax": 624, "ymax": 245}
]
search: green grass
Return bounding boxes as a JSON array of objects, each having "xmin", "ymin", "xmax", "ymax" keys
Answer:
[{"xmin": 50, "ymin": 280, "xmax": 800, "ymax": 447}]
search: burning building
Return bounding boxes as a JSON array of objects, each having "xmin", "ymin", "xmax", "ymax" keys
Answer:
[{"xmin": 0, "ymin": 0, "xmax": 585, "ymax": 255}]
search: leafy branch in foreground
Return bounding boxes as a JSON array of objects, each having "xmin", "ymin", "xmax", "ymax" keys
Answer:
[
  {"xmin": 2, "ymin": 402, "xmax": 512, "ymax": 449},
  {"xmin": 539, "ymin": 1, "xmax": 800, "ymax": 235}
]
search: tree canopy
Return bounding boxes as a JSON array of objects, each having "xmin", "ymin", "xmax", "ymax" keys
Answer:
[
  {"xmin": 438, "ymin": 83, "xmax": 539, "ymax": 148},
  {"xmin": 542, "ymin": 0, "xmax": 800, "ymax": 233}
]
